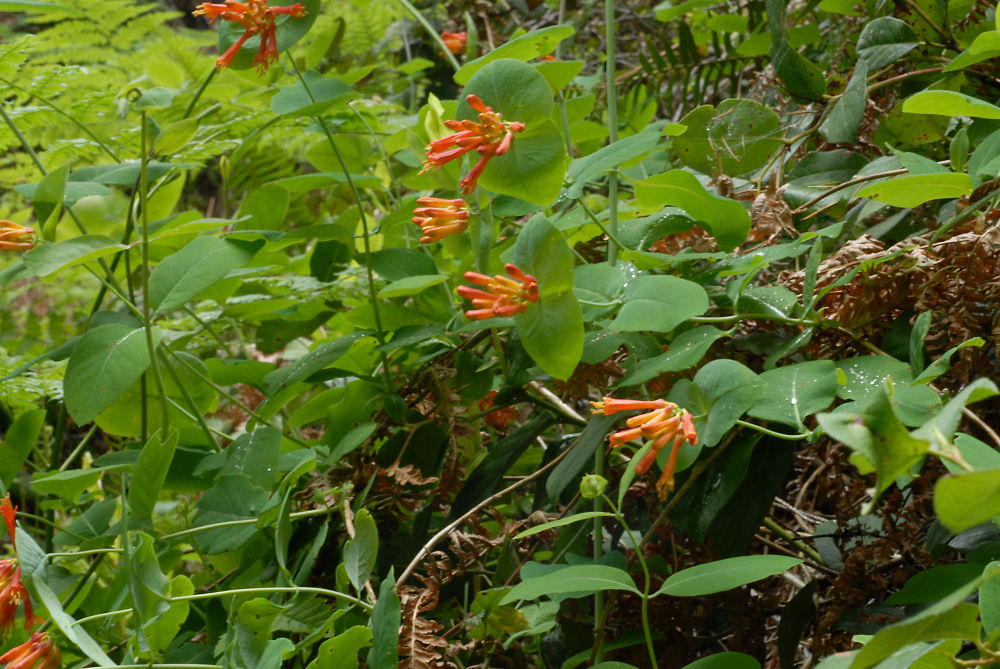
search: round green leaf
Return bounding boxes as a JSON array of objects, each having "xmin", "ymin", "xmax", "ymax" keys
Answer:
[
  {"xmin": 657, "ymin": 555, "xmax": 801, "ymax": 596},
  {"xmin": 610, "ymin": 275, "xmax": 709, "ymax": 333},
  {"xmin": 64, "ymin": 324, "xmax": 158, "ymax": 425},
  {"xmin": 902, "ymin": 90, "xmax": 1000, "ymax": 119},
  {"xmin": 747, "ymin": 360, "xmax": 837, "ymax": 429},
  {"xmin": 509, "ymin": 216, "xmax": 575, "ymax": 296},
  {"xmin": 459, "ymin": 58, "xmax": 554, "ymax": 124},
  {"xmin": 674, "ymin": 99, "xmax": 783, "ymax": 176},
  {"xmin": 149, "ymin": 236, "xmax": 255, "ymax": 314},
  {"xmin": 857, "ymin": 17, "xmax": 919, "ymax": 69},
  {"xmin": 217, "ymin": 0, "xmax": 319, "ymax": 71},
  {"xmin": 516, "ymin": 290, "xmax": 583, "ymax": 381}
]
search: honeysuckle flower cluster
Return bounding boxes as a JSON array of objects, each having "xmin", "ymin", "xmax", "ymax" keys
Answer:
[
  {"xmin": 419, "ymin": 94, "xmax": 526, "ymax": 194},
  {"xmin": 0, "ymin": 496, "xmax": 55, "ymax": 668},
  {"xmin": 0, "ymin": 632, "xmax": 59, "ymax": 669},
  {"xmin": 440, "ymin": 31, "xmax": 467, "ymax": 55},
  {"xmin": 0, "ymin": 221, "xmax": 35, "ymax": 252},
  {"xmin": 193, "ymin": 0, "xmax": 307, "ymax": 72},
  {"xmin": 592, "ymin": 397, "xmax": 698, "ymax": 500},
  {"xmin": 457, "ymin": 263, "xmax": 538, "ymax": 320},
  {"xmin": 412, "ymin": 197, "xmax": 469, "ymax": 244}
]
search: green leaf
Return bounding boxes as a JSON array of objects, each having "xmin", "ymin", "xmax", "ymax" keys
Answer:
[
  {"xmin": 820, "ymin": 62, "xmax": 868, "ymax": 143},
  {"xmin": 885, "ymin": 564, "xmax": 983, "ymax": 605},
  {"xmin": 766, "ymin": 0, "xmax": 825, "ymax": 100},
  {"xmin": 848, "ymin": 602, "xmax": 980, "ymax": 669},
  {"xmin": 903, "ymin": 90, "xmax": 1000, "ymax": 119},
  {"xmin": 680, "ymin": 652, "xmax": 761, "ymax": 669},
  {"xmin": 513, "ymin": 512, "xmax": 616, "ymax": 540},
  {"xmin": 343, "ymin": 509, "xmax": 378, "ymax": 593},
  {"xmin": 306, "ymin": 625, "xmax": 372, "ymax": 669},
  {"xmin": 633, "ymin": 170, "xmax": 751, "ymax": 250},
  {"xmin": 656, "ymin": 555, "xmax": 801, "ymax": 596},
  {"xmin": 153, "ymin": 117, "xmax": 200, "ymax": 156},
  {"xmin": 32, "ymin": 163, "xmax": 68, "ymax": 231},
  {"xmin": 192, "ymin": 474, "xmax": 270, "ymax": 553},
  {"xmin": 377, "ymin": 274, "xmax": 448, "ymax": 299},
  {"xmin": 149, "ymin": 236, "xmax": 255, "ymax": 314},
  {"xmin": 459, "ymin": 58, "xmax": 554, "ymax": 124},
  {"xmin": 564, "ymin": 123, "xmax": 665, "ymax": 199},
  {"xmin": 63, "ymin": 324, "xmax": 158, "ymax": 425},
  {"xmin": 225, "ymin": 426, "xmax": 282, "ymax": 489},
  {"xmin": 31, "ymin": 577, "xmax": 118, "ymax": 667},
  {"xmin": 234, "ymin": 598, "xmax": 284, "ymax": 668},
  {"xmin": 263, "ymin": 331, "xmax": 368, "ymax": 395},
  {"xmin": 545, "ymin": 414, "xmax": 619, "ymax": 502},
  {"xmin": 369, "ymin": 570, "xmax": 400, "ymax": 669},
  {"xmin": 31, "ymin": 467, "xmax": 105, "ymax": 501},
  {"xmin": 508, "ymin": 217, "xmax": 582, "ymax": 379},
  {"xmin": 689, "ymin": 359, "xmax": 761, "ymax": 447},
  {"xmin": 619, "ymin": 326, "xmax": 728, "ymax": 387},
  {"xmin": 500, "ymin": 564, "xmax": 640, "ymax": 604},
  {"xmin": 818, "ymin": 383, "xmax": 929, "ymax": 502},
  {"xmin": 22, "ymin": 235, "xmax": 128, "ymax": 277},
  {"xmin": 0, "ymin": 409, "xmax": 44, "ymax": 488},
  {"xmin": 516, "ymin": 291, "xmax": 583, "ymax": 380},
  {"xmin": 935, "ymin": 468, "xmax": 1000, "ymax": 533},
  {"xmin": 673, "ymin": 99, "xmax": 783, "ymax": 176},
  {"xmin": 914, "ymin": 337, "xmax": 985, "ymax": 384},
  {"xmin": 455, "ymin": 25, "xmax": 575, "ymax": 85},
  {"xmin": 857, "ymin": 17, "xmax": 919, "ymax": 69},
  {"xmin": 144, "ymin": 575, "xmax": 193, "ymax": 656},
  {"xmin": 270, "ymin": 69, "xmax": 354, "ymax": 117},
  {"xmin": 610, "ymin": 275, "xmax": 709, "ymax": 333},
  {"xmin": 856, "ymin": 173, "xmax": 972, "ymax": 208},
  {"xmin": 980, "ymin": 561, "xmax": 1000, "ymax": 636},
  {"xmin": 747, "ymin": 360, "xmax": 837, "ymax": 430},
  {"xmin": 944, "ymin": 30, "xmax": 1000, "ymax": 72},
  {"xmin": 128, "ymin": 430, "xmax": 179, "ymax": 527},
  {"xmin": 129, "ymin": 531, "xmax": 170, "ymax": 643}
]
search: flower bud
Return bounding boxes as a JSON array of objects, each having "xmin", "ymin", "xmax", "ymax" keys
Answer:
[{"xmin": 579, "ymin": 474, "xmax": 608, "ymax": 499}]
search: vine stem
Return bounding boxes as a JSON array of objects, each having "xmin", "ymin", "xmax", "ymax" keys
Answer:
[
  {"xmin": 182, "ymin": 67, "xmax": 217, "ymax": 119},
  {"xmin": 396, "ymin": 0, "xmax": 461, "ymax": 72},
  {"xmin": 604, "ymin": 0, "xmax": 619, "ymax": 266},
  {"xmin": 286, "ymin": 56, "xmax": 394, "ymax": 395},
  {"xmin": 601, "ymin": 494, "xmax": 658, "ymax": 668},
  {"xmin": 72, "ymin": 586, "xmax": 372, "ymax": 627},
  {"xmin": 140, "ymin": 111, "xmax": 171, "ymax": 435},
  {"xmin": 397, "ymin": 426, "xmax": 584, "ymax": 587}
]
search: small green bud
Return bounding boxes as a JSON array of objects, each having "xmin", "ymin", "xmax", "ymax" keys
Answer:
[{"xmin": 580, "ymin": 474, "xmax": 608, "ymax": 499}]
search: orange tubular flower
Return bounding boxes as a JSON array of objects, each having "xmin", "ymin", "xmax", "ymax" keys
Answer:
[
  {"xmin": 0, "ymin": 221, "xmax": 35, "ymax": 252},
  {"xmin": 193, "ymin": 0, "xmax": 307, "ymax": 73},
  {"xmin": 412, "ymin": 197, "xmax": 469, "ymax": 244},
  {"xmin": 592, "ymin": 397, "xmax": 698, "ymax": 501},
  {"xmin": 440, "ymin": 31, "xmax": 467, "ymax": 55},
  {"xmin": 418, "ymin": 94, "xmax": 526, "ymax": 194},
  {"xmin": 0, "ymin": 632, "xmax": 60, "ymax": 669},
  {"xmin": 457, "ymin": 263, "xmax": 538, "ymax": 320}
]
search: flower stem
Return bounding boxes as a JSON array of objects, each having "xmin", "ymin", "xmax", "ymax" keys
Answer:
[{"xmin": 182, "ymin": 66, "xmax": 217, "ymax": 119}]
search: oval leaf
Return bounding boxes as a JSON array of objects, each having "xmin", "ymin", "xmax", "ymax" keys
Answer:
[
  {"xmin": 658, "ymin": 555, "xmax": 801, "ymax": 597},
  {"xmin": 856, "ymin": 173, "xmax": 972, "ymax": 208},
  {"xmin": 64, "ymin": 324, "xmax": 159, "ymax": 425},
  {"xmin": 149, "ymin": 236, "xmax": 256, "ymax": 314},
  {"xmin": 500, "ymin": 564, "xmax": 639, "ymax": 604}
]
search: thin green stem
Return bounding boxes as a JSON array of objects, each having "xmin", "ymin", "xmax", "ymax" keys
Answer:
[
  {"xmin": 48, "ymin": 547, "xmax": 122, "ymax": 559},
  {"xmin": 157, "ymin": 349, "xmax": 219, "ymax": 449},
  {"xmin": 734, "ymin": 419, "xmax": 812, "ymax": 441},
  {"xmin": 140, "ymin": 111, "xmax": 170, "ymax": 434},
  {"xmin": 604, "ymin": 0, "xmax": 619, "ymax": 265},
  {"xmin": 159, "ymin": 508, "xmax": 333, "ymax": 542},
  {"xmin": 166, "ymin": 348, "xmax": 311, "ymax": 449},
  {"xmin": 58, "ymin": 425, "xmax": 98, "ymax": 472},
  {"xmin": 183, "ymin": 67, "xmax": 218, "ymax": 119},
  {"xmin": 580, "ymin": 198, "xmax": 628, "ymax": 254},
  {"xmin": 601, "ymin": 494, "xmax": 658, "ymax": 668},
  {"xmin": 593, "ymin": 452, "xmax": 605, "ymax": 663},
  {"xmin": 73, "ymin": 586, "xmax": 372, "ymax": 626},
  {"xmin": 288, "ymin": 57, "xmax": 393, "ymax": 395},
  {"xmin": 397, "ymin": 0, "xmax": 461, "ymax": 72},
  {"xmin": 477, "ymin": 198, "xmax": 494, "ymax": 274},
  {"xmin": 760, "ymin": 517, "xmax": 826, "ymax": 565}
]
